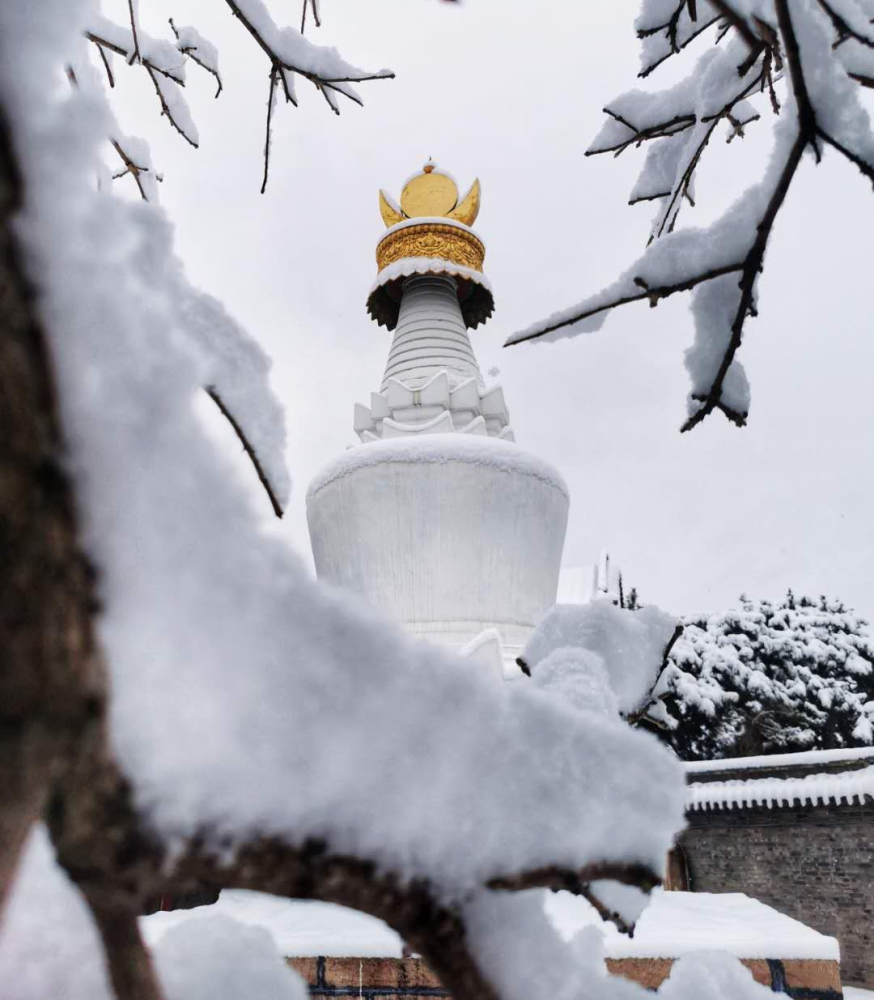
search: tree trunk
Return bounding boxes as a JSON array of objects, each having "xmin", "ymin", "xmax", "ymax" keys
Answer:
[{"xmin": 0, "ymin": 103, "xmax": 103, "ymax": 908}]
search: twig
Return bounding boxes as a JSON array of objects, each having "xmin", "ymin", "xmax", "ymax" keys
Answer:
[
  {"xmin": 144, "ymin": 64, "xmax": 197, "ymax": 148},
  {"xmin": 169, "ymin": 19, "xmax": 223, "ymax": 98},
  {"xmin": 110, "ymin": 139, "xmax": 155, "ymax": 202},
  {"xmin": 682, "ymin": 129, "xmax": 807, "ymax": 432},
  {"xmin": 261, "ymin": 68, "xmax": 278, "ymax": 193},
  {"xmin": 97, "ymin": 44, "xmax": 115, "ymax": 88},
  {"xmin": 505, "ymin": 262, "xmax": 745, "ymax": 346},
  {"xmin": 205, "ymin": 386, "xmax": 283, "ymax": 518},
  {"xmin": 126, "ymin": 0, "xmax": 141, "ymax": 64},
  {"xmin": 588, "ymin": 110, "xmax": 697, "ymax": 158},
  {"xmin": 223, "ymin": 0, "xmax": 392, "ymax": 91},
  {"xmin": 86, "ymin": 32, "xmax": 184, "ymax": 84},
  {"xmin": 710, "ymin": 0, "xmax": 760, "ymax": 50},
  {"xmin": 818, "ymin": 0, "xmax": 874, "ymax": 48},
  {"xmin": 655, "ymin": 65, "xmax": 771, "ymax": 238},
  {"xmin": 222, "ymin": 0, "xmax": 392, "ymax": 186}
]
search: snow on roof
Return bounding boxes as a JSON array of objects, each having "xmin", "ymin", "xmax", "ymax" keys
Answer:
[
  {"xmin": 687, "ymin": 766, "xmax": 874, "ymax": 813},
  {"xmin": 141, "ymin": 891, "xmax": 403, "ymax": 958},
  {"xmin": 686, "ymin": 746, "xmax": 874, "ymax": 774},
  {"xmin": 546, "ymin": 889, "xmax": 839, "ymax": 961}
]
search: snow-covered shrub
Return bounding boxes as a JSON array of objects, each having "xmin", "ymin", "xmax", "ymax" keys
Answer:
[{"xmin": 645, "ymin": 592, "xmax": 874, "ymax": 760}]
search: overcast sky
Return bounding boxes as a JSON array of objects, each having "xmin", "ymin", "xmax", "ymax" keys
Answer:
[{"xmin": 110, "ymin": 0, "xmax": 874, "ymax": 621}]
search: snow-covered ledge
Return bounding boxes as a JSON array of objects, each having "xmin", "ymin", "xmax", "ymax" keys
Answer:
[{"xmin": 685, "ymin": 747, "xmax": 874, "ymax": 812}]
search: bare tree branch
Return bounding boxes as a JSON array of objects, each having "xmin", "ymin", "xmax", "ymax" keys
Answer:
[
  {"xmin": 109, "ymin": 139, "xmax": 155, "ymax": 202},
  {"xmin": 97, "ymin": 44, "xmax": 116, "ymax": 88},
  {"xmin": 206, "ymin": 386, "xmax": 284, "ymax": 518},
  {"xmin": 588, "ymin": 110, "xmax": 697, "ymax": 158},
  {"xmin": 818, "ymin": 0, "xmax": 874, "ymax": 48},
  {"xmin": 88, "ymin": 902, "xmax": 165, "ymax": 1000},
  {"xmin": 637, "ymin": 1, "xmax": 723, "ymax": 79},
  {"xmin": 126, "ymin": 0, "xmax": 142, "ymax": 64},
  {"xmin": 261, "ymin": 68, "xmax": 278, "ymax": 194},
  {"xmin": 506, "ymin": 262, "xmax": 744, "ymax": 346},
  {"xmin": 681, "ymin": 164, "xmax": 790, "ymax": 426},
  {"xmin": 144, "ymin": 64, "xmax": 198, "ymax": 149},
  {"xmin": 223, "ymin": 0, "xmax": 393, "ymax": 90},
  {"xmin": 85, "ymin": 32, "xmax": 184, "ymax": 84}
]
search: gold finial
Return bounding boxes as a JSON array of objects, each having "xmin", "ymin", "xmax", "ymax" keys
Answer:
[{"xmin": 378, "ymin": 162, "xmax": 481, "ymax": 228}]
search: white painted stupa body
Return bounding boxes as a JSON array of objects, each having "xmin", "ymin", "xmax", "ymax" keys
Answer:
[{"xmin": 306, "ymin": 167, "xmax": 570, "ymax": 665}]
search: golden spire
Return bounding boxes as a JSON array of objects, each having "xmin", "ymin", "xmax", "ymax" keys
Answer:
[
  {"xmin": 379, "ymin": 161, "xmax": 481, "ymax": 228},
  {"xmin": 368, "ymin": 161, "xmax": 493, "ymax": 332}
]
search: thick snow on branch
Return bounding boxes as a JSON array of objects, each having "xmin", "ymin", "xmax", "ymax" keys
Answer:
[
  {"xmin": 522, "ymin": 601, "xmax": 679, "ymax": 716},
  {"xmin": 229, "ymin": 0, "xmax": 391, "ymax": 82},
  {"xmin": 178, "ymin": 284, "xmax": 291, "ymax": 514},
  {"xmin": 635, "ymin": 1, "xmax": 723, "ymax": 77},
  {"xmin": 86, "ymin": 12, "xmax": 185, "ymax": 81}
]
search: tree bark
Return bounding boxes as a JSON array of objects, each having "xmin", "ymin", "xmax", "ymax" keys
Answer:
[{"xmin": 0, "ymin": 103, "xmax": 103, "ymax": 908}]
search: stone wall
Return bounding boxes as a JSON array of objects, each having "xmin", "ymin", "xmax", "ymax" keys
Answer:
[{"xmin": 680, "ymin": 801, "xmax": 874, "ymax": 987}]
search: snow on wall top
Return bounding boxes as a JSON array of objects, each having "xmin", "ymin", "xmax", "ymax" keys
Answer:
[
  {"xmin": 307, "ymin": 434, "xmax": 569, "ymax": 501},
  {"xmin": 547, "ymin": 889, "xmax": 840, "ymax": 961},
  {"xmin": 687, "ymin": 765, "xmax": 874, "ymax": 813},
  {"xmin": 687, "ymin": 746, "xmax": 874, "ymax": 775},
  {"xmin": 685, "ymin": 746, "xmax": 874, "ymax": 811}
]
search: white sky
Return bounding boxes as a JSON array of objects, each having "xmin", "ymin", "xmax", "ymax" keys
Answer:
[{"xmin": 107, "ymin": 0, "xmax": 874, "ymax": 620}]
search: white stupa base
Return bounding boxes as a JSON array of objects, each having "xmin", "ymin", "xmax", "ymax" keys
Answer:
[{"xmin": 306, "ymin": 435, "xmax": 570, "ymax": 667}]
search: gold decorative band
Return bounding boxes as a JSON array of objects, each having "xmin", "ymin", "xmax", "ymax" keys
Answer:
[{"xmin": 376, "ymin": 223, "xmax": 485, "ymax": 274}]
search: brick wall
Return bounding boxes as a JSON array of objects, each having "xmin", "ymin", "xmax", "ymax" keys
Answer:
[
  {"xmin": 680, "ymin": 801, "xmax": 874, "ymax": 987},
  {"xmin": 286, "ymin": 954, "xmax": 841, "ymax": 999}
]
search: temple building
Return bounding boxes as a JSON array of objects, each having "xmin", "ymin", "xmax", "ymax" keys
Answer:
[{"xmin": 306, "ymin": 163, "xmax": 586, "ymax": 671}]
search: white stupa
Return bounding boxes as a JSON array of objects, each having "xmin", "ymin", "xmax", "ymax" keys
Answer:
[{"xmin": 307, "ymin": 164, "xmax": 611, "ymax": 670}]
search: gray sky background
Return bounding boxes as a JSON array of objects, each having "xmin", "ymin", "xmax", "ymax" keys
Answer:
[{"xmin": 108, "ymin": 0, "xmax": 874, "ymax": 620}]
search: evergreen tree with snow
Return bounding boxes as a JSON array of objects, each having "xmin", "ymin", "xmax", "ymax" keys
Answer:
[{"xmin": 643, "ymin": 592, "xmax": 874, "ymax": 761}]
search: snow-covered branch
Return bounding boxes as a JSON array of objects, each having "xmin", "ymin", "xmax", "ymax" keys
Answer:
[
  {"xmin": 222, "ymin": 0, "xmax": 393, "ymax": 186},
  {"xmin": 509, "ymin": 0, "xmax": 874, "ymax": 431},
  {"xmin": 86, "ymin": 13, "xmax": 202, "ymax": 147},
  {"xmin": 84, "ymin": 1, "xmax": 393, "ymax": 189}
]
